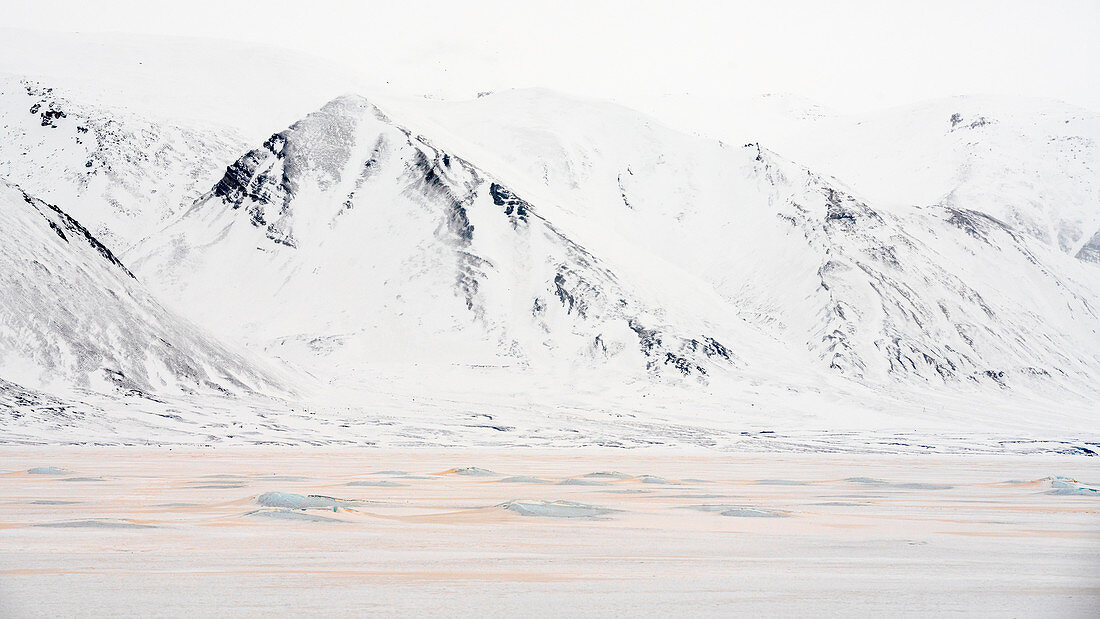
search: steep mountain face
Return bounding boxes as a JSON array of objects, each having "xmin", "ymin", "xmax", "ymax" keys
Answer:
[
  {"xmin": 130, "ymin": 95, "xmax": 793, "ymax": 386},
  {"xmin": 0, "ymin": 76, "xmax": 248, "ymax": 252},
  {"xmin": 391, "ymin": 90, "xmax": 1100, "ymax": 397},
  {"xmin": 747, "ymin": 151, "xmax": 1100, "ymax": 394},
  {"xmin": 683, "ymin": 95, "xmax": 1100, "ymax": 263},
  {"xmin": 0, "ymin": 180, "xmax": 287, "ymax": 398},
  {"xmin": 0, "ymin": 70, "xmax": 1096, "ymax": 443}
]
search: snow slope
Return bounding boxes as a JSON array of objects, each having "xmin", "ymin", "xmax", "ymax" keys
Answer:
[
  {"xmin": 130, "ymin": 95, "xmax": 813, "ymax": 396},
  {"xmin": 0, "ymin": 180, "xmax": 288, "ymax": 399},
  {"xmin": 656, "ymin": 94, "xmax": 1100, "ymax": 262},
  {"xmin": 387, "ymin": 90, "xmax": 1100, "ymax": 400},
  {"xmin": 0, "ymin": 76, "xmax": 247, "ymax": 252},
  {"xmin": 0, "ymin": 30, "xmax": 1096, "ymax": 445}
]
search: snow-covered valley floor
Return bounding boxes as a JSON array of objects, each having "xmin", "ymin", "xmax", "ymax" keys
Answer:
[{"xmin": 1, "ymin": 448, "xmax": 1096, "ymax": 616}]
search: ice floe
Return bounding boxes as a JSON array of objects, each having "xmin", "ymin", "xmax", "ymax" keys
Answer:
[
  {"xmin": 255, "ymin": 492, "xmax": 351, "ymax": 510},
  {"xmin": 438, "ymin": 467, "xmax": 498, "ymax": 477},
  {"xmin": 1048, "ymin": 476, "xmax": 1099, "ymax": 496},
  {"xmin": 191, "ymin": 483, "xmax": 249, "ymax": 489},
  {"xmin": 582, "ymin": 472, "xmax": 632, "ymax": 480},
  {"xmin": 246, "ymin": 509, "xmax": 344, "ymax": 523},
  {"xmin": 34, "ymin": 519, "xmax": 155, "ymax": 528},
  {"xmin": 845, "ymin": 477, "xmax": 953, "ymax": 490},
  {"xmin": 499, "ymin": 500, "xmax": 617, "ymax": 518},
  {"xmin": 683, "ymin": 504, "xmax": 791, "ymax": 518},
  {"xmin": 636, "ymin": 475, "xmax": 679, "ymax": 485},
  {"xmin": 26, "ymin": 467, "xmax": 72, "ymax": 475}
]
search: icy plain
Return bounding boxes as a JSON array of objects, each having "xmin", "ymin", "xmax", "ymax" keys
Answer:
[{"xmin": 1, "ymin": 448, "xmax": 1097, "ymax": 616}]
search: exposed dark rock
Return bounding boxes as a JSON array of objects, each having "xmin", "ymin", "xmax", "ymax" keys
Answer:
[
  {"xmin": 489, "ymin": 182, "xmax": 530, "ymax": 225},
  {"xmin": 17, "ymin": 186, "xmax": 134, "ymax": 278}
]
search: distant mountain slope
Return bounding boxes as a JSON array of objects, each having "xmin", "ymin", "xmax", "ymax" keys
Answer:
[
  {"xmin": 0, "ymin": 76, "xmax": 248, "ymax": 252},
  {"xmin": 0, "ymin": 180, "xmax": 289, "ymax": 398},
  {"xmin": 683, "ymin": 95, "xmax": 1100, "ymax": 263},
  {"xmin": 390, "ymin": 90, "xmax": 1100, "ymax": 396},
  {"xmin": 130, "ymin": 95, "xmax": 800, "ymax": 387}
]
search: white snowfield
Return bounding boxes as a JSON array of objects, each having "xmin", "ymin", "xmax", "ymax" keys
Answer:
[
  {"xmin": 0, "ymin": 35, "xmax": 1097, "ymax": 452},
  {"xmin": 0, "ymin": 448, "xmax": 1097, "ymax": 616}
]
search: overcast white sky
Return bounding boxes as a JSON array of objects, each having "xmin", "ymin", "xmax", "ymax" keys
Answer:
[{"xmin": 3, "ymin": 0, "xmax": 1099, "ymax": 114}]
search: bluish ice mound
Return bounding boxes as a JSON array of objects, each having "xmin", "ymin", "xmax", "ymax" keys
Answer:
[
  {"xmin": 498, "ymin": 476, "xmax": 552, "ymax": 484},
  {"xmin": 845, "ymin": 477, "xmax": 953, "ymax": 490},
  {"xmin": 246, "ymin": 510, "xmax": 344, "ymax": 523},
  {"xmin": 720, "ymin": 507, "xmax": 789, "ymax": 518},
  {"xmin": 583, "ymin": 472, "xmax": 632, "ymax": 480},
  {"xmin": 1048, "ymin": 477, "xmax": 1100, "ymax": 496},
  {"xmin": 659, "ymin": 493, "xmax": 730, "ymax": 499},
  {"xmin": 34, "ymin": 519, "xmax": 155, "ymax": 528},
  {"xmin": 255, "ymin": 492, "xmax": 349, "ymax": 510},
  {"xmin": 191, "ymin": 483, "xmax": 249, "ymax": 489},
  {"xmin": 371, "ymin": 470, "xmax": 410, "ymax": 476},
  {"xmin": 26, "ymin": 467, "xmax": 71, "ymax": 475},
  {"xmin": 346, "ymin": 480, "xmax": 405, "ymax": 487},
  {"xmin": 28, "ymin": 500, "xmax": 80, "ymax": 505},
  {"xmin": 500, "ymin": 500, "xmax": 617, "ymax": 518},
  {"xmin": 59, "ymin": 477, "xmax": 105, "ymax": 482},
  {"xmin": 443, "ymin": 467, "xmax": 498, "ymax": 477},
  {"xmin": 683, "ymin": 504, "xmax": 791, "ymax": 518},
  {"xmin": 636, "ymin": 475, "xmax": 679, "ymax": 485},
  {"xmin": 558, "ymin": 478, "xmax": 608, "ymax": 486}
]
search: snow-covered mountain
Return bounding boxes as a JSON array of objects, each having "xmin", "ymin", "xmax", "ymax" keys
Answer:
[
  {"xmin": 129, "ymin": 95, "xmax": 808, "ymax": 393},
  {"xmin": 0, "ymin": 44, "xmax": 1097, "ymax": 445},
  {"xmin": 666, "ymin": 94, "xmax": 1100, "ymax": 263},
  {"xmin": 388, "ymin": 89, "xmax": 1100, "ymax": 398},
  {"xmin": 0, "ymin": 76, "xmax": 248, "ymax": 252},
  {"xmin": 0, "ymin": 180, "xmax": 288, "ymax": 399}
]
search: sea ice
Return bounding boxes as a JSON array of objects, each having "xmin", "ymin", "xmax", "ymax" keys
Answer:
[
  {"xmin": 34, "ymin": 519, "xmax": 155, "ymax": 528},
  {"xmin": 439, "ymin": 467, "xmax": 498, "ymax": 477},
  {"xmin": 636, "ymin": 475, "xmax": 678, "ymax": 484},
  {"xmin": 246, "ymin": 509, "xmax": 344, "ymax": 522},
  {"xmin": 683, "ymin": 504, "xmax": 790, "ymax": 518},
  {"xmin": 583, "ymin": 472, "xmax": 632, "ymax": 479},
  {"xmin": 499, "ymin": 500, "xmax": 617, "ymax": 518},
  {"xmin": 845, "ymin": 477, "xmax": 953, "ymax": 490},
  {"xmin": 255, "ymin": 492, "xmax": 349, "ymax": 510},
  {"xmin": 1048, "ymin": 476, "xmax": 1099, "ymax": 496},
  {"xmin": 26, "ymin": 467, "xmax": 71, "ymax": 475}
]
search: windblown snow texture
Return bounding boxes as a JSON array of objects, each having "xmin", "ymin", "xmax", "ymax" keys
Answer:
[
  {"xmin": 0, "ymin": 180, "xmax": 286, "ymax": 397},
  {"xmin": 133, "ymin": 95, "xmax": 748, "ymax": 384},
  {"xmin": 1, "ymin": 72, "xmax": 1098, "ymax": 445}
]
